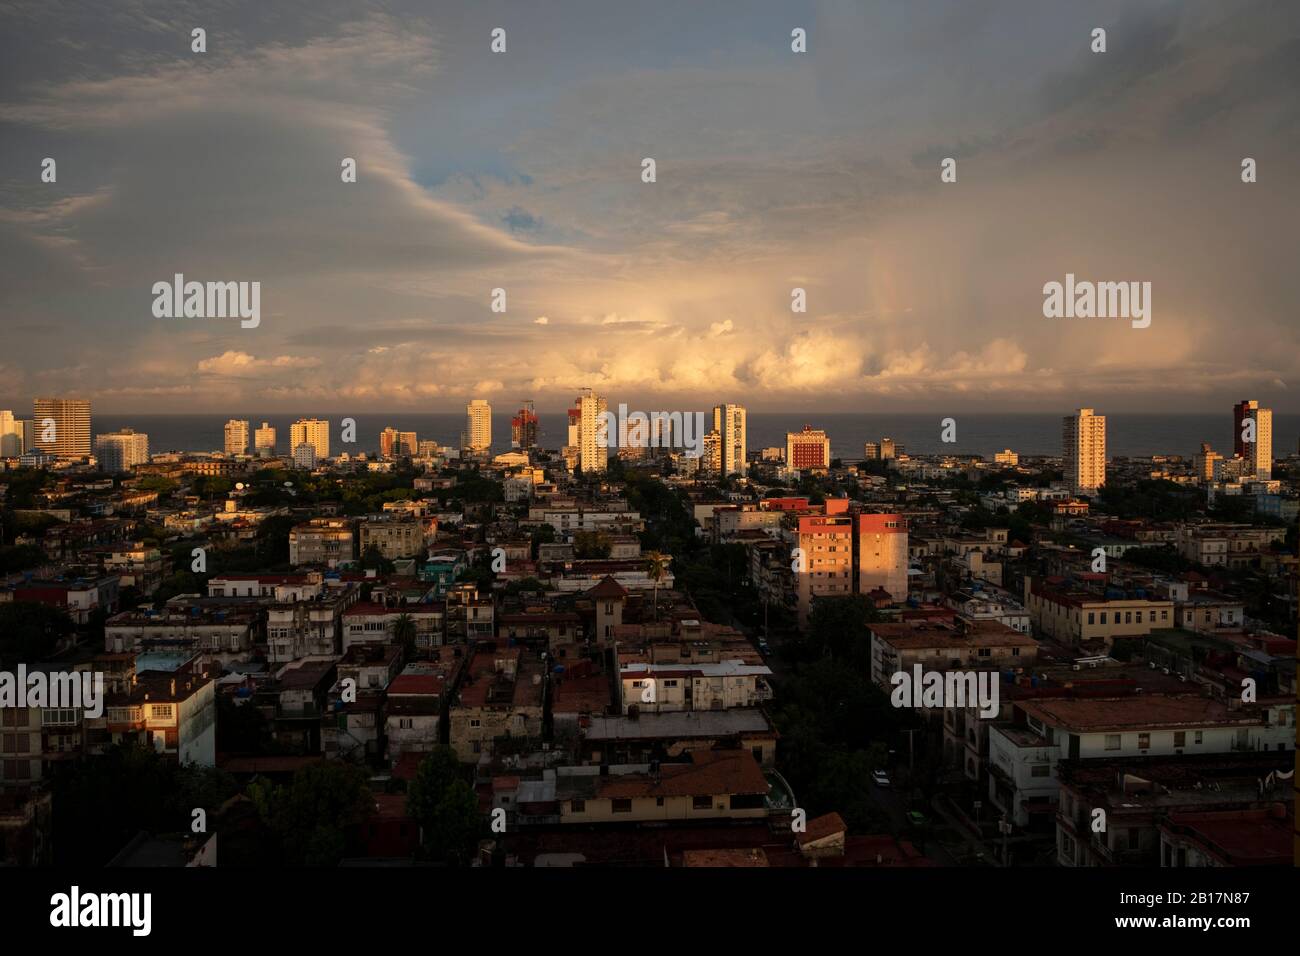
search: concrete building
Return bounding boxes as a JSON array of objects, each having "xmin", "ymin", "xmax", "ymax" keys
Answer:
[
  {"xmin": 289, "ymin": 418, "xmax": 329, "ymax": 460},
  {"xmin": 786, "ymin": 425, "xmax": 831, "ymax": 473},
  {"xmin": 1063, "ymin": 408, "xmax": 1106, "ymax": 495},
  {"xmin": 289, "ymin": 518, "xmax": 355, "ymax": 567},
  {"xmin": 254, "ymin": 421, "xmax": 276, "ymax": 457},
  {"xmin": 465, "ymin": 399, "xmax": 492, "ymax": 453},
  {"xmin": 988, "ymin": 694, "xmax": 1288, "ymax": 827},
  {"xmin": 1233, "ymin": 399, "xmax": 1272, "ymax": 480},
  {"xmin": 94, "ymin": 429, "xmax": 149, "ymax": 473},
  {"xmin": 575, "ymin": 388, "xmax": 608, "ymax": 474},
  {"xmin": 713, "ymin": 403, "xmax": 747, "ymax": 477},
  {"xmin": 32, "ymin": 398, "xmax": 91, "ymax": 459},
  {"xmin": 223, "ymin": 419, "xmax": 249, "ymax": 456}
]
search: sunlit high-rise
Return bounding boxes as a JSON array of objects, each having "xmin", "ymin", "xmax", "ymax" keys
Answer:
[
  {"xmin": 465, "ymin": 399, "xmax": 492, "ymax": 453},
  {"xmin": 224, "ymin": 419, "xmax": 250, "ymax": 456},
  {"xmin": 32, "ymin": 398, "xmax": 91, "ymax": 459},
  {"xmin": 95, "ymin": 428, "xmax": 149, "ymax": 473},
  {"xmin": 1063, "ymin": 408, "xmax": 1106, "ymax": 495},
  {"xmin": 289, "ymin": 418, "xmax": 329, "ymax": 460},
  {"xmin": 712, "ymin": 403, "xmax": 747, "ymax": 477},
  {"xmin": 255, "ymin": 421, "xmax": 276, "ymax": 457},
  {"xmin": 1233, "ymin": 399, "xmax": 1272, "ymax": 480}
]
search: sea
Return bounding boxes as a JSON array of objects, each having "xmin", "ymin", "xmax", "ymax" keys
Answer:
[{"xmin": 89, "ymin": 412, "xmax": 1300, "ymax": 461}]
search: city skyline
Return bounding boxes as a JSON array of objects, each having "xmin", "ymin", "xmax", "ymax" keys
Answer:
[{"xmin": 2, "ymin": 1, "xmax": 1298, "ymax": 415}]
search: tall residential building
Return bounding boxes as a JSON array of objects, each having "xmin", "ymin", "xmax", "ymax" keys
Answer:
[
  {"xmin": 32, "ymin": 398, "xmax": 91, "ymax": 459},
  {"xmin": 879, "ymin": 437, "xmax": 897, "ymax": 460},
  {"xmin": 577, "ymin": 388, "xmax": 608, "ymax": 474},
  {"xmin": 993, "ymin": 448, "xmax": 1019, "ymax": 467},
  {"xmin": 1063, "ymin": 408, "xmax": 1106, "ymax": 495},
  {"xmin": 289, "ymin": 419, "xmax": 329, "ymax": 460},
  {"xmin": 713, "ymin": 403, "xmax": 747, "ymax": 477},
  {"xmin": 863, "ymin": 442, "xmax": 880, "ymax": 461},
  {"xmin": 0, "ymin": 410, "xmax": 22, "ymax": 457},
  {"xmin": 856, "ymin": 513, "xmax": 908, "ymax": 603},
  {"xmin": 1194, "ymin": 443, "xmax": 1222, "ymax": 483},
  {"xmin": 224, "ymin": 419, "xmax": 250, "ymax": 456},
  {"xmin": 398, "ymin": 431, "xmax": 417, "ymax": 457},
  {"xmin": 702, "ymin": 429, "xmax": 722, "ymax": 475},
  {"xmin": 293, "ymin": 442, "xmax": 318, "ymax": 470},
  {"xmin": 512, "ymin": 400, "xmax": 539, "ymax": 449},
  {"xmin": 1233, "ymin": 399, "xmax": 1273, "ymax": 480},
  {"xmin": 95, "ymin": 428, "xmax": 149, "ymax": 473},
  {"xmin": 380, "ymin": 427, "xmax": 399, "ymax": 459},
  {"xmin": 465, "ymin": 399, "xmax": 492, "ymax": 453},
  {"xmin": 254, "ymin": 421, "xmax": 276, "ymax": 457},
  {"xmin": 786, "ymin": 425, "xmax": 831, "ymax": 473}
]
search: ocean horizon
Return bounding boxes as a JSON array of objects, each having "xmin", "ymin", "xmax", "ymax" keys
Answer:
[{"xmin": 87, "ymin": 412, "xmax": 1300, "ymax": 462}]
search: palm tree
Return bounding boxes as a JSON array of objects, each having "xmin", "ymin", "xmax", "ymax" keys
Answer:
[
  {"xmin": 645, "ymin": 551, "xmax": 671, "ymax": 621},
  {"xmin": 393, "ymin": 613, "xmax": 417, "ymax": 659}
]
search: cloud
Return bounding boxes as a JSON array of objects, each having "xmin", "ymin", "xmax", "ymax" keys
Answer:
[{"xmin": 197, "ymin": 351, "xmax": 321, "ymax": 375}]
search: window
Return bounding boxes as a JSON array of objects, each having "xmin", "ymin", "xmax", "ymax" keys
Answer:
[
  {"xmin": 1087, "ymin": 612, "xmax": 1095, "ymax": 625},
  {"xmin": 1100, "ymin": 612, "xmax": 1107, "ymax": 624},
  {"xmin": 151, "ymin": 704, "xmax": 174, "ymax": 720},
  {"xmin": 1138, "ymin": 733, "xmax": 1150, "ymax": 750},
  {"xmin": 1173, "ymin": 732, "xmax": 1186, "ymax": 747},
  {"xmin": 978, "ymin": 648, "xmax": 990, "ymax": 657},
  {"xmin": 663, "ymin": 680, "xmax": 678, "ymax": 688},
  {"xmin": 1124, "ymin": 612, "xmax": 1132, "ymax": 624},
  {"xmin": 692, "ymin": 795, "xmax": 712, "ymax": 810},
  {"xmin": 469, "ymin": 718, "xmax": 481, "ymax": 728},
  {"xmin": 1194, "ymin": 731, "xmax": 1203, "ymax": 745},
  {"xmin": 656, "ymin": 797, "xmax": 664, "ymax": 807},
  {"xmin": 1104, "ymin": 734, "xmax": 1121, "ymax": 751},
  {"xmin": 571, "ymin": 799, "xmax": 585, "ymax": 813},
  {"xmin": 1127, "ymin": 829, "xmax": 1140, "ymax": 851},
  {"xmin": 612, "ymin": 799, "xmax": 632, "ymax": 814}
]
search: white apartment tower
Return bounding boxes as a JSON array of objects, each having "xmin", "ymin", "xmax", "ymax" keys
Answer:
[
  {"xmin": 289, "ymin": 419, "xmax": 329, "ymax": 460},
  {"xmin": 713, "ymin": 403, "xmax": 747, "ymax": 477},
  {"xmin": 1063, "ymin": 408, "xmax": 1106, "ymax": 495},
  {"xmin": 224, "ymin": 419, "xmax": 250, "ymax": 456},
  {"xmin": 578, "ymin": 389, "xmax": 608, "ymax": 474},
  {"xmin": 465, "ymin": 399, "xmax": 492, "ymax": 453},
  {"xmin": 95, "ymin": 429, "xmax": 149, "ymax": 473}
]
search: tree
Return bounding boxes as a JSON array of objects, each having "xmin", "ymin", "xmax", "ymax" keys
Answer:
[
  {"xmin": 392, "ymin": 613, "xmax": 417, "ymax": 658},
  {"xmin": 256, "ymin": 514, "xmax": 297, "ymax": 566},
  {"xmin": 406, "ymin": 747, "xmax": 481, "ymax": 865},
  {"xmin": 644, "ymin": 551, "xmax": 671, "ymax": 620},
  {"xmin": 573, "ymin": 531, "xmax": 612, "ymax": 559},
  {"xmin": 254, "ymin": 762, "xmax": 374, "ymax": 866},
  {"xmin": 0, "ymin": 602, "xmax": 75, "ymax": 668},
  {"xmin": 805, "ymin": 594, "xmax": 880, "ymax": 667}
]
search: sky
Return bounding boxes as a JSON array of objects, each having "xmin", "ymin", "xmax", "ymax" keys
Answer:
[{"xmin": 0, "ymin": 0, "xmax": 1297, "ymax": 415}]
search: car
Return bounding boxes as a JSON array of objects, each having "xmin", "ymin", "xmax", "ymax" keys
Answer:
[{"xmin": 872, "ymin": 770, "xmax": 891, "ymax": 788}]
